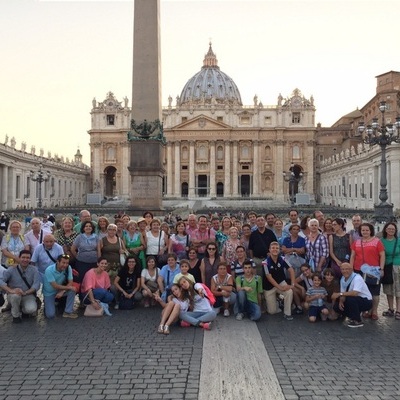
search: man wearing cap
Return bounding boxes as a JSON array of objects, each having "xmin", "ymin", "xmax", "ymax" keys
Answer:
[
  {"xmin": 0, "ymin": 250, "xmax": 40, "ymax": 323},
  {"xmin": 43, "ymin": 254, "xmax": 78, "ymax": 319}
]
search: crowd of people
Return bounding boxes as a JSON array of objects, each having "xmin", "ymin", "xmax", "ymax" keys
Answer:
[{"xmin": 0, "ymin": 208, "xmax": 399, "ymax": 331}]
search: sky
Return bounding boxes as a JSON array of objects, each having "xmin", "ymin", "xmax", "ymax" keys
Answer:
[{"xmin": 1, "ymin": 0, "xmax": 400, "ymax": 164}]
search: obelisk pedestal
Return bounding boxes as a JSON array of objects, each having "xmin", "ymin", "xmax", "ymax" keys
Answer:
[{"xmin": 128, "ymin": 0, "xmax": 165, "ymax": 210}]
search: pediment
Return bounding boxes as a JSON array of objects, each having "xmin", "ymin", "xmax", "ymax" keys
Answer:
[{"xmin": 172, "ymin": 115, "xmax": 231, "ymax": 130}]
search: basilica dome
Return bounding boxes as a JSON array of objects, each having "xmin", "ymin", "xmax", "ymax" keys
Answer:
[{"xmin": 178, "ymin": 43, "xmax": 242, "ymax": 106}]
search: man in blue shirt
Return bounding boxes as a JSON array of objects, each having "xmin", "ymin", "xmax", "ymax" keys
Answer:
[
  {"xmin": 43, "ymin": 254, "xmax": 78, "ymax": 319},
  {"xmin": 158, "ymin": 253, "xmax": 181, "ymax": 301}
]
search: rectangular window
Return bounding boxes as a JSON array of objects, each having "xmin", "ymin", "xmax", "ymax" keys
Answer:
[
  {"xmin": 370, "ymin": 182, "xmax": 373, "ymax": 199},
  {"xmin": 264, "ymin": 116, "xmax": 272, "ymax": 125},
  {"xmin": 182, "ymin": 165, "xmax": 188, "ymax": 170},
  {"xmin": 355, "ymin": 184, "xmax": 358, "ymax": 198},
  {"xmin": 349, "ymin": 184, "xmax": 351, "ymax": 198},
  {"xmin": 217, "ymin": 116, "xmax": 223, "ymax": 122},
  {"xmin": 292, "ymin": 112, "xmax": 301, "ymax": 124},
  {"xmin": 242, "ymin": 165, "xmax": 249, "ymax": 170},
  {"xmin": 181, "ymin": 117, "xmax": 187, "ymax": 123},
  {"xmin": 240, "ymin": 116, "xmax": 251, "ymax": 125},
  {"xmin": 26, "ymin": 177, "xmax": 30, "ymax": 196},
  {"xmin": 107, "ymin": 115, "xmax": 115, "ymax": 125},
  {"xmin": 217, "ymin": 165, "xmax": 223, "ymax": 170}
]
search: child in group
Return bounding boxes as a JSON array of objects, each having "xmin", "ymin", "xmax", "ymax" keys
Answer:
[
  {"xmin": 305, "ymin": 273, "xmax": 329, "ymax": 322},
  {"xmin": 173, "ymin": 259, "xmax": 195, "ymax": 284},
  {"xmin": 292, "ymin": 263, "xmax": 314, "ymax": 313},
  {"xmin": 154, "ymin": 284, "xmax": 189, "ymax": 335},
  {"xmin": 322, "ymin": 267, "xmax": 340, "ymax": 320}
]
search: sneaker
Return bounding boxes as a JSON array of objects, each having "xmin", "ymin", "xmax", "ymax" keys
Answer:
[
  {"xmin": 180, "ymin": 320, "xmax": 191, "ymax": 328},
  {"xmin": 114, "ymin": 304, "xmax": 119, "ymax": 310},
  {"xmin": 236, "ymin": 313, "xmax": 244, "ymax": 321},
  {"xmin": 284, "ymin": 314, "xmax": 293, "ymax": 321},
  {"xmin": 12, "ymin": 317, "xmax": 22, "ymax": 323},
  {"xmin": 63, "ymin": 312, "xmax": 78, "ymax": 319},
  {"xmin": 202, "ymin": 322, "xmax": 212, "ymax": 330},
  {"xmin": 223, "ymin": 309, "xmax": 230, "ymax": 317},
  {"xmin": 348, "ymin": 320, "xmax": 364, "ymax": 328},
  {"xmin": 294, "ymin": 307, "xmax": 303, "ymax": 315}
]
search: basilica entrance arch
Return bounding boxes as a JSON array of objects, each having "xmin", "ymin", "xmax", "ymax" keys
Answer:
[{"xmin": 104, "ymin": 166, "xmax": 117, "ymax": 197}]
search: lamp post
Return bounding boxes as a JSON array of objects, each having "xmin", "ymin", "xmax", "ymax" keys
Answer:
[
  {"xmin": 358, "ymin": 101, "xmax": 400, "ymax": 222},
  {"xmin": 30, "ymin": 163, "xmax": 50, "ymax": 211},
  {"xmin": 283, "ymin": 163, "xmax": 303, "ymax": 205}
]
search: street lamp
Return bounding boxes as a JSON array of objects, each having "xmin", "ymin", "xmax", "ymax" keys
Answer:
[
  {"xmin": 283, "ymin": 163, "xmax": 303, "ymax": 205},
  {"xmin": 30, "ymin": 163, "xmax": 50, "ymax": 210},
  {"xmin": 358, "ymin": 100, "xmax": 400, "ymax": 222}
]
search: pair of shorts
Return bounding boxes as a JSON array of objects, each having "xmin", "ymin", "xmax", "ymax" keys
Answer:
[{"xmin": 309, "ymin": 305, "xmax": 327, "ymax": 317}]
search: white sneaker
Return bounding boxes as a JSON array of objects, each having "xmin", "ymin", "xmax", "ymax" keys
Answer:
[
  {"xmin": 114, "ymin": 304, "xmax": 119, "ymax": 310},
  {"xmin": 223, "ymin": 309, "xmax": 230, "ymax": 317},
  {"xmin": 236, "ymin": 313, "xmax": 244, "ymax": 321}
]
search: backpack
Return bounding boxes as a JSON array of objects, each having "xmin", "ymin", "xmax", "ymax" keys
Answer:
[{"xmin": 197, "ymin": 283, "xmax": 216, "ymax": 306}]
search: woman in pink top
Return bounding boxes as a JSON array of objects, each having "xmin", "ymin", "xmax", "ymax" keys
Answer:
[
  {"xmin": 81, "ymin": 257, "xmax": 114, "ymax": 309},
  {"xmin": 350, "ymin": 222, "xmax": 385, "ymax": 320}
]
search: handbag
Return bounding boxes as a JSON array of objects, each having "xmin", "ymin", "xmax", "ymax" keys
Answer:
[
  {"xmin": 118, "ymin": 293, "xmax": 135, "ymax": 310},
  {"xmin": 84, "ymin": 301, "xmax": 104, "ymax": 317},
  {"xmin": 360, "ymin": 241, "xmax": 380, "ymax": 286},
  {"xmin": 381, "ymin": 238, "xmax": 397, "ymax": 285},
  {"xmin": 119, "ymin": 238, "xmax": 128, "ymax": 266},
  {"xmin": 16, "ymin": 266, "xmax": 42, "ymax": 309},
  {"xmin": 146, "ymin": 280, "xmax": 159, "ymax": 293}
]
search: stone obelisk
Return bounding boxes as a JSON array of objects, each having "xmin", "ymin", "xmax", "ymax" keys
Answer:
[{"xmin": 128, "ymin": 0, "xmax": 165, "ymax": 210}]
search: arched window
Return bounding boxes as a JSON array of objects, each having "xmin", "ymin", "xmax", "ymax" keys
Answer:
[{"xmin": 265, "ymin": 146, "xmax": 272, "ymax": 159}]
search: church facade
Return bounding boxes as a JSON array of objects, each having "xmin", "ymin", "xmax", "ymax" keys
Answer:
[{"xmin": 88, "ymin": 44, "xmax": 317, "ymax": 205}]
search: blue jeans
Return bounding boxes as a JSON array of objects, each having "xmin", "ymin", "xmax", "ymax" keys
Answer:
[
  {"xmin": 44, "ymin": 289, "xmax": 76, "ymax": 318},
  {"xmin": 179, "ymin": 310, "xmax": 217, "ymax": 326},
  {"xmin": 235, "ymin": 290, "xmax": 261, "ymax": 321},
  {"xmin": 81, "ymin": 288, "xmax": 114, "ymax": 305}
]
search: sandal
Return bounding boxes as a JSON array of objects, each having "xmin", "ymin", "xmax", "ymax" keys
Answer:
[
  {"xmin": 371, "ymin": 314, "xmax": 379, "ymax": 320},
  {"xmin": 163, "ymin": 325, "xmax": 170, "ymax": 335},
  {"xmin": 383, "ymin": 309, "xmax": 395, "ymax": 317},
  {"xmin": 157, "ymin": 325, "xmax": 164, "ymax": 334},
  {"xmin": 395, "ymin": 312, "xmax": 400, "ymax": 320}
]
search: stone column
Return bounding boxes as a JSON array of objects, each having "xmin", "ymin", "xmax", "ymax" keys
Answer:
[
  {"xmin": 232, "ymin": 141, "xmax": 238, "ymax": 197},
  {"xmin": 166, "ymin": 142, "xmax": 173, "ymax": 196},
  {"xmin": 174, "ymin": 142, "xmax": 181, "ymax": 196},
  {"xmin": 253, "ymin": 140, "xmax": 259, "ymax": 196},
  {"xmin": 306, "ymin": 139, "xmax": 315, "ymax": 201},
  {"xmin": 209, "ymin": 141, "xmax": 216, "ymax": 197},
  {"xmin": 275, "ymin": 136, "xmax": 285, "ymax": 202},
  {"xmin": 189, "ymin": 141, "xmax": 195, "ymax": 198},
  {"xmin": 2, "ymin": 166, "xmax": 8, "ymax": 209},
  {"xmin": 224, "ymin": 141, "xmax": 231, "ymax": 197}
]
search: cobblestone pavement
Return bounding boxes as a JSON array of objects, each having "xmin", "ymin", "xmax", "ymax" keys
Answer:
[
  {"xmin": 1, "ymin": 295, "xmax": 399, "ymax": 400},
  {"xmin": 257, "ymin": 296, "xmax": 400, "ymax": 400},
  {"xmin": 0, "ymin": 306, "xmax": 203, "ymax": 400}
]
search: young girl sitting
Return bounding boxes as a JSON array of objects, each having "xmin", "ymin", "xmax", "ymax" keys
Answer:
[
  {"xmin": 154, "ymin": 284, "xmax": 189, "ymax": 335},
  {"xmin": 292, "ymin": 263, "xmax": 314, "ymax": 313}
]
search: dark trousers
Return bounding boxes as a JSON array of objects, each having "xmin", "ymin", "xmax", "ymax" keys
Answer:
[{"xmin": 333, "ymin": 296, "xmax": 372, "ymax": 322}]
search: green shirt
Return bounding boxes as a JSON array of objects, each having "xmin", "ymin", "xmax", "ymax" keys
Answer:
[
  {"xmin": 381, "ymin": 238, "xmax": 400, "ymax": 265},
  {"xmin": 236, "ymin": 275, "xmax": 263, "ymax": 304}
]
